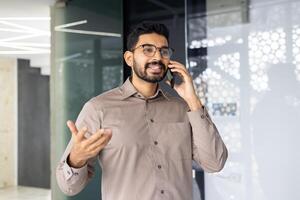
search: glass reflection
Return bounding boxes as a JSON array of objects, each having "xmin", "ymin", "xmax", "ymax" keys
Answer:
[
  {"xmin": 292, "ymin": 25, "xmax": 300, "ymax": 82},
  {"xmin": 248, "ymin": 28, "xmax": 286, "ymax": 92},
  {"xmin": 187, "ymin": 0, "xmax": 300, "ymax": 200}
]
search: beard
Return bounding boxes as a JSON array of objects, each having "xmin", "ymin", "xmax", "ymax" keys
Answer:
[{"xmin": 132, "ymin": 60, "xmax": 168, "ymax": 83}]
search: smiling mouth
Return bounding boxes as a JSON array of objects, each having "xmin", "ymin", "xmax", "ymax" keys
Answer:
[
  {"xmin": 148, "ymin": 65, "xmax": 162, "ymax": 73},
  {"xmin": 146, "ymin": 61, "xmax": 164, "ymax": 73}
]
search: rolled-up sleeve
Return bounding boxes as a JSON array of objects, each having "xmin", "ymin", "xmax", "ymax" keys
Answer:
[
  {"xmin": 188, "ymin": 106, "xmax": 228, "ymax": 173},
  {"xmin": 56, "ymin": 101, "xmax": 100, "ymax": 196}
]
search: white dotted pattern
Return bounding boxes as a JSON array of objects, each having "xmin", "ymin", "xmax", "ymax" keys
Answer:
[{"xmin": 248, "ymin": 28, "xmax": 286, "ymax": 92}]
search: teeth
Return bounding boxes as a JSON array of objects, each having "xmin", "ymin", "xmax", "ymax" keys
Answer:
[
  {"xmin": 149, "ymin": 64, "xmax": 161, "ymax": 68},
  {"xmin": 150, "ymin": 66, "xmax": 160, "ymax": 69}
]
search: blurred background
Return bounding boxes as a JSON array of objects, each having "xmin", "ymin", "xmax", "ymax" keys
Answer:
[{"xmin": 0, "ymin": 0, "xmax": 299, "ymax": 200}]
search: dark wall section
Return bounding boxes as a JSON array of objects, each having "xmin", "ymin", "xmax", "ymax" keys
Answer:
[
  {"xmin": 18, "ymin": 59, "xmax": 50, "ymax": 189},
  {"xmin": 187, "ymin": 0, "xmax": 207, "ymax": 199}
]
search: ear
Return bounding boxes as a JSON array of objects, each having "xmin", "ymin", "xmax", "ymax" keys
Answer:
[{"xmin": 124, "ymin": 51, "xmax": 133, "ymax": 68}]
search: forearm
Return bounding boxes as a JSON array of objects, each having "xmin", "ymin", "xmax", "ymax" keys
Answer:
[
  {"xmin": 68, "ymin": 150, "xmax": 87, "ymax": 168},
  {"xmin": 188, "ymin": 107, "xmax": 228, "ymax": 172},
  {"xmin": 185, "ymin": 95, "xmax": 203, "ymax": 111},
  {"xmin": 56, "ymin": 140, "xmax": 91, "ymax": 196}
]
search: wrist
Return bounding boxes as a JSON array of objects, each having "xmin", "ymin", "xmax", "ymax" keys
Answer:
[
  {"xmin": 68, "ymin": 152, "xmax": 86, "ymax": 168},
  {"xmin": 185, "ymin": 95, "xmax": 202, "ymax": 111}
]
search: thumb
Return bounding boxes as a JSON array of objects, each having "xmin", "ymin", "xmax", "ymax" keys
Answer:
[
  {"xmin": 165, "ymin": 79, "xmax": 171, "ymax": 86},
  {"xmin": 67, "ymin": 120, "xmax": 78, "ymax": 136}
]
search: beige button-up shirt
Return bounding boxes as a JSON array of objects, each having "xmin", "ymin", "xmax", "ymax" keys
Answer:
[{"xmin": 56, "ymin": 78, "xmax": 228, "ymax": 200}]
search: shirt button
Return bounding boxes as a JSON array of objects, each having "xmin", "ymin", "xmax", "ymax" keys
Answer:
[
  {"xmin": 150, "ymin": 119, "xmax": 154, "ymax": 122},
  {"xmin": 158, "ymin": 165, "xmax": 162, "ymax": 169},
  {"xmin": 161, "ymin": 190, "xmax": 164, "ymax": 194},
  {"xmin": 154, "ymin": 141, "xmax": 158, "ymax": 145},
  {"xmin": 201, "ymin": 114, "xmax": 205, "ymax": 119}
]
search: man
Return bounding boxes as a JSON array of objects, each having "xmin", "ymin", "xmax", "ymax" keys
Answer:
[{"xmin": 56, "ymin": 22, "xmax": 228, "ymax": 200}]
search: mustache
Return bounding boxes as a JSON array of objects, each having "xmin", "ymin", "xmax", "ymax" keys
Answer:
[{"xmin": 145, "ymin": 60, "xmax": 166, "ymax": 69}]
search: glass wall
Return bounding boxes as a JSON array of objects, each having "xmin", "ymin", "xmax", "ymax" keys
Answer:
[
  {"xmin": 50, "ymin": 0, "xmax": 123, "ymax": 199},
  {"xmin": 49, "ymin": 0, "xmax": 300, "ymax": 199},
  {"xmin": 186, "ymin": 0, "xmax": 300, "ymax": 199}
]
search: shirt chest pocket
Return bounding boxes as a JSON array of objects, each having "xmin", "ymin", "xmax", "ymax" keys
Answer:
[
  {"xmin": 101, "ymin": 107, "xmax": 150, "ymax": 149},
  {"xmin": 159, "ymin": 122, "xmax": 192, "ymax": 160}
]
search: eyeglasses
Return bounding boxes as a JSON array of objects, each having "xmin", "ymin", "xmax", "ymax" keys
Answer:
[{"xmin": 131, "ymin": 44, "xmax": 174, "ymax": 59}]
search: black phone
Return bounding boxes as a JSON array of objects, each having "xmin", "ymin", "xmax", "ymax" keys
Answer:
[{"xmin": 166, "ymin": 69, "xmax": 175, "ymax": 88}]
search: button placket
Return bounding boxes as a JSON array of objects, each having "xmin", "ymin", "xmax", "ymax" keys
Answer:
[{"xmin": 63, "ymin": 163, "xmax": 73, "ymax": 180}]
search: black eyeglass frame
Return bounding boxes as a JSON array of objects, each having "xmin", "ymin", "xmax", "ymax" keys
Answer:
[{"xmin": 130, "ymin": 44, "xmax": 174, "ymax": 59}]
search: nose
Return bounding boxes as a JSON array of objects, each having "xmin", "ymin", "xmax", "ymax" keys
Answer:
[{"xmin": 152, "ymin": 49, "xmax": 162, "ymax": 60}]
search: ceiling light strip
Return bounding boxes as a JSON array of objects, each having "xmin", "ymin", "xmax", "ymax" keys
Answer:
[
  {"xmin": 57, "ymin": 29, "xmax": 121, "ymax": 37},
  {"xmin": 55, "ymin": 20, "xmax": 121, "ymax": 37},
  {"xmin": 55, "ymin": 20, "xmax": 87, "ymax": 29},
  {"xmin": 0, "ymin": 20, "xmax": 48, "ymax": 34},
  {"xmin": 0, "ymin": 28, "xmax": 37, "ymax": 33},
  {"xmin": 0, "ymin": 43, "xmax": 48, "ymax": 52},
  {"xmin": 0, "ymin": 42, "xmax": 50, "ymax": 48},
  {"xmin": 0, "ymin": 17, "xmax": 50, "ymax": 21},
  {"xmin": 0, "ymin": 50, "xmax": 50, "ymax": 55},
  {"xmin": 0, "ymin": 33, "xmax": 49, "ymax": 42}
]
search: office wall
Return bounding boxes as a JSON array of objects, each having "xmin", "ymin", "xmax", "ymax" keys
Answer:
[
  {"xmin": 0, "ymin": 57, "xmax": 17, "ymax": 188},
  {"xmin": 17, "ymin": 59, "xmax": 50, "ymax": 188}
]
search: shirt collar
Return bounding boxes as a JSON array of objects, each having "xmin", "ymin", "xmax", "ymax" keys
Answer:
[{"xmin": 119, "ymin": 77, "xmax": 169, "ymax": 101}]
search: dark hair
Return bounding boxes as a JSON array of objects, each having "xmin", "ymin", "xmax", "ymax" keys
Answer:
[{"xmin": 126, "ymin": 22, "xmax": 169, "ymax": 50}]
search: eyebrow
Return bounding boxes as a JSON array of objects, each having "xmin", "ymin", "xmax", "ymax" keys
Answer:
[{"xmin": 142, "ymin": 43, "xmax": 169, "ymax": 48}]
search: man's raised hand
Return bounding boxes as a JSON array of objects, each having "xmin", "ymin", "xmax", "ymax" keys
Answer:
[{"xmin": 66, "ymin": 120, "xmax": 112, "ymax": 168}]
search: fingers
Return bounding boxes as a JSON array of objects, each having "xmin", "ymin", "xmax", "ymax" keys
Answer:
[
  {"xmin": 169, "ymin": 67, "xmax": 189, "ymax": 81},
  {"xmin": 67, "ymin": 120, "xmax": 90, "ymax": 141},
  {"xmin": 85, "ymin": 128, "xmax": 112, "ymax": 146},
  {"xmin": 103, "ymin": 128, "xmax": 112, "ymax": 136},
  {"xmin": 77, "ymin": 126, "xmax": 88, "ymax": 141},
  {"xmin": 67, "ymin": 120, "xmax": 78, "ymax": 136},
  {"xmin": 88, "ymin": 132, "xmax": 112, "ymax": 152},
  {"xmin": 84, "ymin": 129, "xmax": 104, "ymax": 146},
  {"xmin": 168, "ymin": 61, "xmax": 190, "ymax": 78},
  {"xmin": 168, "ymin": 60, "xmax": 188, "ymax": 72}
]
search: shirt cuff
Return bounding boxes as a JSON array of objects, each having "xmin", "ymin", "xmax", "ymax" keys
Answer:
[
  {"xmin": 187, "ymin": 106, "xmax": 213, "ymax": 125},
  {"xmin": 62, "ymin": 158, "xmax": 87, "ymax": 181}
]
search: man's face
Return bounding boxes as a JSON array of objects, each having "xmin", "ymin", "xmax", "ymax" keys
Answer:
[{"xmin": 131, "ymin": 33, "xmax": 170, "ymax": 83}]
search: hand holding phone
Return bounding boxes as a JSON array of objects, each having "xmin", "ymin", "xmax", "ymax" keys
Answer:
[{"xmin": 166, "ymin": 68, "xmax": 175, "ymax": 88}]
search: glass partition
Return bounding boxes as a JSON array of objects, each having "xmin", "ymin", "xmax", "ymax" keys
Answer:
[
  {"xmin": 50, "ymin": 0, "xmax": 123, "ymax": 199},
  {"xmin": 186, "ymin": 0, "xmax": 300, "ymax": 199}
]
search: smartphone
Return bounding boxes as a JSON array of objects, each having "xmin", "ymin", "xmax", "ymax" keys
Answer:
[{"xmin": 166, "ymin": 69, "xmax": 175, "ymax": 88}]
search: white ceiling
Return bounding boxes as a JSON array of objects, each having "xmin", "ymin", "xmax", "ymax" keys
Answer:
[{"xmin": 0, "ymin": 0, "xmax": 55, "ymax": 75}]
